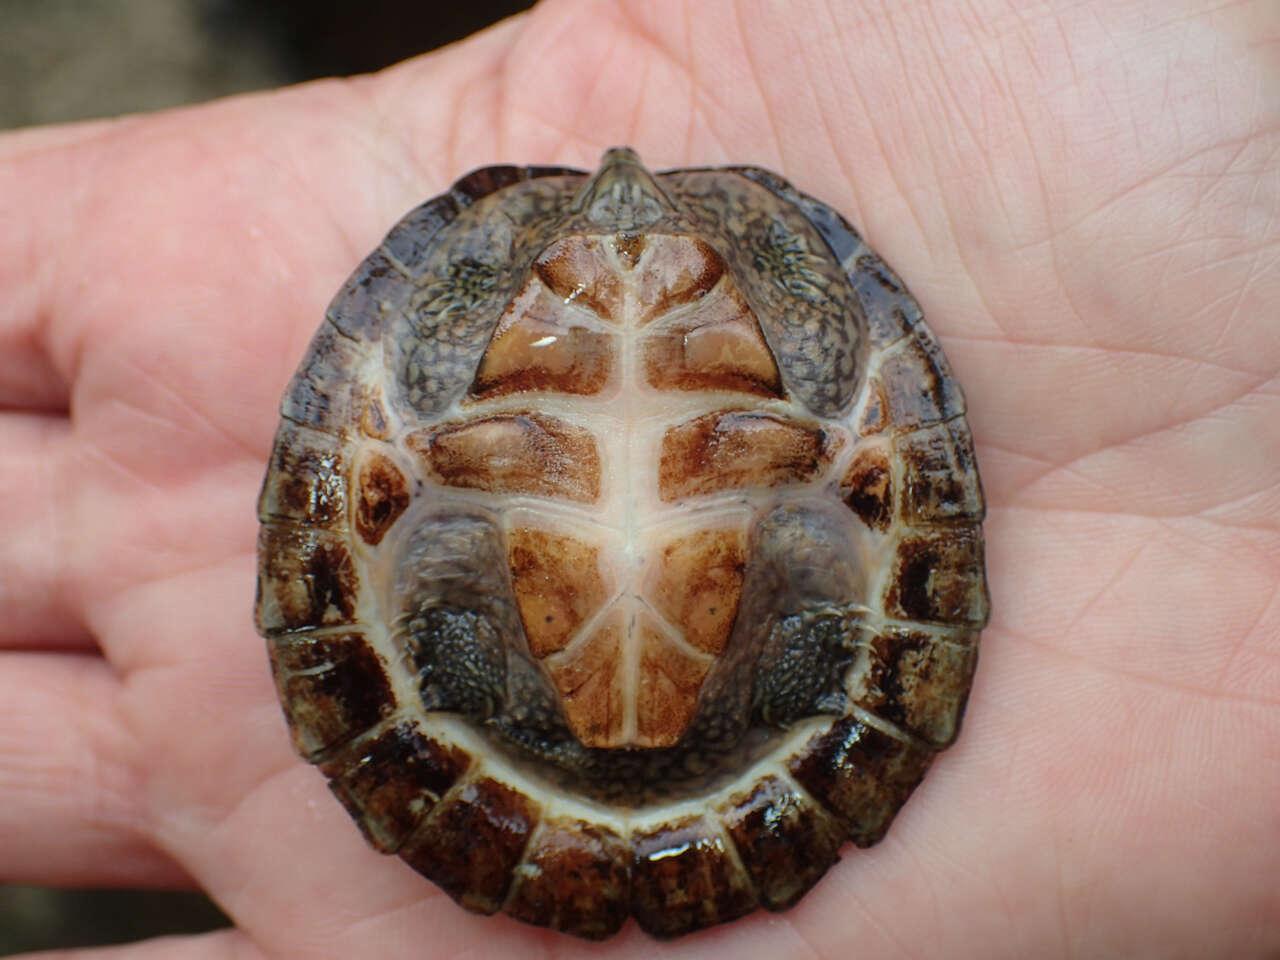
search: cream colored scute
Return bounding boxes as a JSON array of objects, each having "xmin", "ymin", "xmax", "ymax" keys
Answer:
[{"xmin": 424, "ymin": 230, "xmax": 827, "ymax": 747}]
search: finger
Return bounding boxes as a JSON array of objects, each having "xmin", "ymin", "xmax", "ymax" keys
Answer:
[
  {"xmin": 0, "ymin": 90, "xmax": 378, "ymax": 421},
  {"xmin": 0, "ymin": 125, "xmax": 83, "ymax": 412},
  {"xmin": 0, "ymin": 413, "xmax": 94, "ymax": 650},
  {"xmin": 0, "ymin": 651, "xmax": 190, "ymax": 888},
  {"xmin": 7, "ymin": 929, "xmax": 261, "ymax": 960}
]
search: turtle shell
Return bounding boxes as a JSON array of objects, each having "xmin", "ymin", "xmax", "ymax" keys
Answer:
[{"xmin": 255, "ymin": 147, "xmax": 989, "ymax": 940}]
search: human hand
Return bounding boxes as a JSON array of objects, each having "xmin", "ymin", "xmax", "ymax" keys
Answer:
[{"xmin": 2, "ymin": 1, "xmax": 1276, "ymax": 957}]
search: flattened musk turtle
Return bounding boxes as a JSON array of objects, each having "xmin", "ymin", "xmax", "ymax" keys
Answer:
[{"xmin": 255, "ymin": 147, "xmax": 989, "ymax": 939}]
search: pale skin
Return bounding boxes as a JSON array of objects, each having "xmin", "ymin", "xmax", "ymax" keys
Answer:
[{"xmin": 1, "ymin": 0, "xmax": 1277, "ymax": 956}]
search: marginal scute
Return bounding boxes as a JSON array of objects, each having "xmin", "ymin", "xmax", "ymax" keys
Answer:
[
  {"xmin": 849, "ymin": 625, "xmax": 979, "ymax": 747},
  {"xmin": 255, "ymin": 524, "xmax": 360, "ymax": 634},
  {"xmin": 847, "ymin": 252, "xmax": 922, "ymax": 349},
  {"xmin": 719, "ymin": 775, "xmax": 847, "ymax": 909},
  {"xmin": 268, "ymin": 631, "xmax": 397, "ymax": 759},
  {"xmin": 379, "ymin": 198, "xmax": 460, "ymax": 276},
  {"xmin": 320, "ymin": 721, "xmax": 470, "ymax": 853},
  {"xmin": 630, "ymin": 817, "xmax": 757, "ymax": 938},
  {"xmin": 895, "ymin": 419, "xmax": 984, "ymax": 523},
  {"xmin": 401, "ymin": 777, "xmax": 541, "ymax": 915},
  {"xmin": 885, "ymin": 525, "xmax": 989, "ymax": 625},
  {"xmin": 279, "ymin": 323, "xmax": 367, "ymax": 433},
  {"xmin": 450, "ymin": 165, "xmax": 525, "ymax": 205},
  {"xmin": 503, "ymin": 818, "xmax": 631, "ymax": 940},
  {"xmin": 327, "ymin": 247, "xmax": 405, "ymax": 341},
  {"xmin": 411, "ymin": 412, "xmax": 601, "ymax": 503},
  {"xmin": 878, "ymin": 325, "xmax": 965, "ymax": 432},
  {"xmin": 257, "ymin": 423, "xmax": 348, "ymax": 529},
  {"xmin": 787, "ymin": 716, "xmax": 933, "ymax": 847}
]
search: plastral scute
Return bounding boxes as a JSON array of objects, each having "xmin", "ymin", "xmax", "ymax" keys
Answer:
[{"xmin": 255, "ymin": 147, "xmax": 990, "ymax": 940}]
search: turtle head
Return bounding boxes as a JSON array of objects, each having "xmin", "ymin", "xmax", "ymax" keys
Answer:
[{"xmin": 572, "ymin": 147, "xmax": 677, "ymax": 230}]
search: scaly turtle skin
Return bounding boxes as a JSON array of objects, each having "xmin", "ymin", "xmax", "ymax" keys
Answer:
[{"xmin": 255, "ymin": 147, "xmax": 989, "ymax": 940}]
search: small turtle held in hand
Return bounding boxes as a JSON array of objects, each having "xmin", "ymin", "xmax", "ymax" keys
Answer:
[{"xmin": 255, "ymin": 147, "xmax": 989, "ymax": 940}]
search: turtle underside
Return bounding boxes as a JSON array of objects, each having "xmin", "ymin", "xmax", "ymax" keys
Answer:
[{"xmin": 255, "ymin": 148, "xmax": 989, "ymax": 940}]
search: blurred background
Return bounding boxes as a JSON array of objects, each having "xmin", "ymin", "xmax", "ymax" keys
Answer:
[
  {"xmin": 1, "ymin": 0, "xmax": 535, "ymax": 128},
  {"xmin": 0, "ymin": 0, "xmax": 533, "ymax": 952}
]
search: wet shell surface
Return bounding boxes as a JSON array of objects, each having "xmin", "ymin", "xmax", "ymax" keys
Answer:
[{"xmin": 255, "ymin": 147, "xmax": 989, "ymax": 940}]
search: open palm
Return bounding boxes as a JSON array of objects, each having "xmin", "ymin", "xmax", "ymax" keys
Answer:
[{"xmin": 2, "ymin": 1, "xmax": 1276, "ymax": 957}]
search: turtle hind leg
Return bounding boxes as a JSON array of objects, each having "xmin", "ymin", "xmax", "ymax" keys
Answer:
[
  {"xmin": 405, "ymin": 605, "xmax": 506, "ymax": 717},
  {"xmin": 751, "ymin": 611, "xmax": 856, "ymax": 727}
]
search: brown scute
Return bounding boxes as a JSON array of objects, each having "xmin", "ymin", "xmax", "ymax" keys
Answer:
[
  {"xmin": 525, "ymin": 164, "xmax": 588, "ymax": 180},
  {"xmin": 354, "ymin": 452, "xmax": 410, "ymax": 546},
  {"xmin": 543, "ymin": 612, "xmax": 625, "ymax": 747},
  {"xmin": 637, "ymin": 235, "xmax": 725, "ymax": 325},
  {"xmin": 849, "ymin": 252, "xmax": 922, "ymax": 349},
  {"xmin": 642, "ymin": 290, "xmax": 783, "ymax": 397},
  {"xmin": 320, "ymin": 721, "xmax": 470, "ymax": 853},
  {"xmin": 268, "ymin": 631, "xmax": 397, "ymax": 759},
  {"xmin": 647, "ymin": 528, "xmax": 746, "ymax": 655},
  {"xmin": 534, "ymin": 235, "xmax": 623, "ymax": 322},
  {"xmin": 635, "ymin": 617, "xmax": 712, "ymax": 747},
  {"xmin": 255, "ymin": 524, "xmax": 360, "ymax": 635},
  {"xmin": 449, "ymin": 165, "xmax": 524, "ymax": 205},
  {"xmin": 895, "ymin": 419, "xmax": 984, "ymax": 523},
  {"xmin": 786, "ymin": 716, "xmax": 933, "ymax": 847},
  {"xmin": 851, "ymin": 626, "xmax": 979, "ymax": 747},
  {"xmin": 878, "ymin": 326, "xmax": 965, "ymax": 432},
  {"xmin": 841, "ymin": 445, "xmax": 894, "ymax": 533},
  {"xmin": 614, "ymin": 232, "xmax": 646, "ymax": 268},
  {"xmin": 257, "ymin": 424, "xmax": 348, "ymax": 529},
  {"xmin": 326, "ymin": 246, "xmax": 404, "ymax": 339},
  {"xmin": 412, "ymin": 412, "xmax": 601, "ymax": 503},
  {"xmin": 884, "ymin": 525, "xmax": 989, "ymax": 626},
  {"xmin": 719, "ymin": 776, "xmax": 846, "ymax": 910},
  {"xmin": 630, "ymin": 817, "xmax": 757, "ymax": 938},
  {"xmin": 279, "ymin": 323, "xmax": 366, "ymax": 433},
  {"xmin": 471, "ymin": 311, "xmax": 614, "ymax": 399},
  {"xmin": 503, "ymin": 818, "xmax": 631, "ymax": 940},
  {"xmin": 508, "ymin": 527, "xmax": 610, "ymax": 658},
  {"xmin": 659, "ymin": 411, "xmax": 836, "ymax": 501},
  {"xmin": 401, "ymin": 777, "xmax": 540, "ymax": 915}
]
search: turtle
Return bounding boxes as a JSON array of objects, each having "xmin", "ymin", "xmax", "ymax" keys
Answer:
[{"xmin": 255, "ymin": 146, "xmax": 989, "ymax": 940}]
